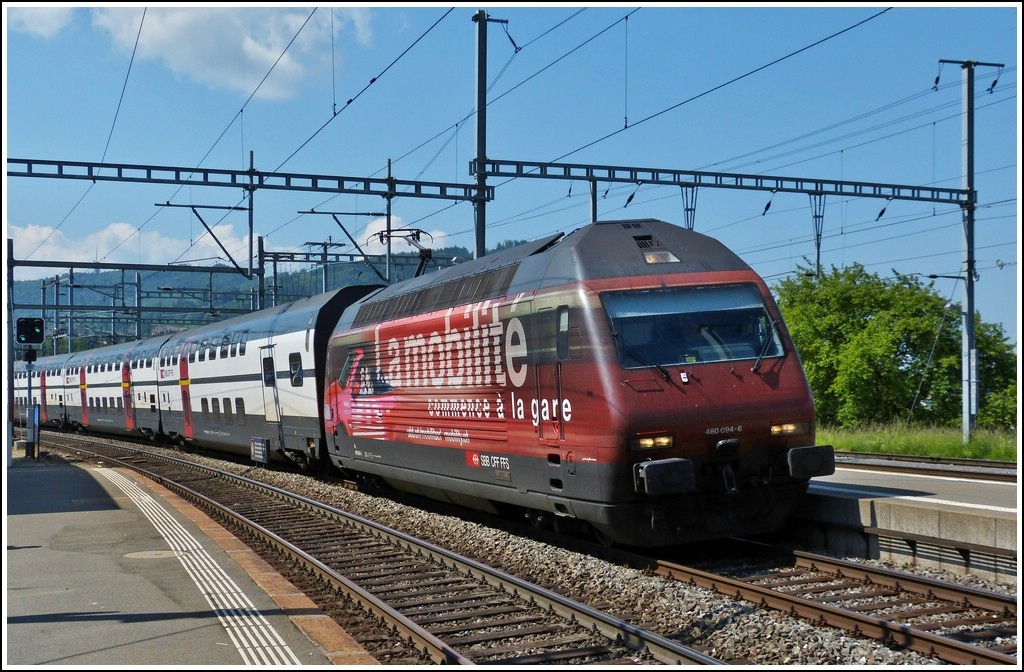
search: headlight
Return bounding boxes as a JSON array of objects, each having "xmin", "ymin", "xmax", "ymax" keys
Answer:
[
  {"xmin": 632, "ymin": 435, "xmax": 674, "ymax": 450},
  {"xmin": 771, "ymin": 422, "xmax": 808, "ymax": 436}
]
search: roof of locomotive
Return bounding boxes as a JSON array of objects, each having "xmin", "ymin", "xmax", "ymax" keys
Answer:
[
  {"xmin": 340, "ymin": 219, "xmax": 753, "ymax": 330},
  {"xmin": 525, "ymin": 218, "xmax": 751, "ymax": 285}
]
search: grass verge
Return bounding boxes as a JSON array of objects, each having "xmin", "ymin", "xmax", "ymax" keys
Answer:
[{"xmin": 817, "ymin": 423, "xmax": 1017, "ymax": 463}]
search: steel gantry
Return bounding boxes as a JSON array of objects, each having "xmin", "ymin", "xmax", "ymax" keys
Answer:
[
  {"xmin": 472, "ymin": 157, "xmax": 971, "ymax": 270},
  {"xmin": 472, "ymin": 155, "xmax": 980, "ymax": 443},
  {"xmin": 7, "ymin": 152, "xmax": 492, "ymax": 285}
]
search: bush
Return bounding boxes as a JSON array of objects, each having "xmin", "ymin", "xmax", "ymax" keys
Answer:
[{"xmin": 977, "ymin": 380, "xmax": 1017, "ymax": 431}]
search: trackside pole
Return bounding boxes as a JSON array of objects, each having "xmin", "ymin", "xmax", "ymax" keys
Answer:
[{"xmin": 24, "ymin": 348, "xmax": 38, "ymax": 459}]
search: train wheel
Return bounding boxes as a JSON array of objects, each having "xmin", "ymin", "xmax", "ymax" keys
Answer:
[
  {"xmin": 592, "ymin": 527, "xmax": 617, "ymax": 548},
  {"xmin": 526, "ymin": 511, "xmax": 550, "ymax": 530}
]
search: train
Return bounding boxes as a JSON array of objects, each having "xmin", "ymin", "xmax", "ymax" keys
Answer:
[{"xmin": 13, "ymin": 218, "xmax": 834, "ymax": 547}]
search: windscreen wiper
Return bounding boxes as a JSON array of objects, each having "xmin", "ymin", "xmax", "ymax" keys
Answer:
[{"xmin": 751, "ymin": 318, "xmax": 778, "ymax": 373}]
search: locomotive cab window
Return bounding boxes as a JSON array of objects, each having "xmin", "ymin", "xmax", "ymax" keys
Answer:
[
  {"xmin": 556, "ymin": 305, "xmax": 570, "ymax": 361},
  {"xmin": 338, "ymin": 351, "xmax": 357, "ymax": 390},
  {"xmin": 603, "ymin": 284, "xmax": 783, "ymax": 368}
]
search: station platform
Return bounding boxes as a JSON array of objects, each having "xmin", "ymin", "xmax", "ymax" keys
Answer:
[
  {"xmin": 6, "ymin": 442, "xmax": 1016, "ymax": 666},
  {"xmin": 4, "ymin": 443, "xmax": 379, "ymax": 667},
  {"xmin": 792, "ymin": 462, "xmax": 1018, "ymax": 586}
]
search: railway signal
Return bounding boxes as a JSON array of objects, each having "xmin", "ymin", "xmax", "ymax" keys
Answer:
[{"xmin": 16, "ymin": 317, "xmax": 45, "ymax": 344}]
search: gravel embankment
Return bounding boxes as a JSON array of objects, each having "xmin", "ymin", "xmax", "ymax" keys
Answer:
[{"xmin": 208, "ymin": 459, "xmax": 1016, "ymax": 666}]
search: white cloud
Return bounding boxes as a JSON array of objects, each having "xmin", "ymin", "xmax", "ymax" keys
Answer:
[
  {"xmin": 6, "ymin": 216, "xmax": 454, "ymax": 284},
  {"xmin": 341, "ymin": 7, "xmax": 373, "ymax": 46},
  {"xmin": 8, "ymin": 221, "xmax": 257, "ymax": 282},
  {"xmin": 88, "ymin": 6, "xmax": 374, "ymax": 101},
  {"xmin": 7, "ymin": 6, "xmax": 77, "ymax": 39}
]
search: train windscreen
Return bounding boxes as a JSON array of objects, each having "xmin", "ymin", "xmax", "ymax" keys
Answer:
[{"xmin": 603, "ymin": 284, "xmax": 783, "ymax": 368}]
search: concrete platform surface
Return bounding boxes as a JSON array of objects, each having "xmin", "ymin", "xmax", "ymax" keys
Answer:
[{"xmin": 4, "ymin": 445, "xmax": 378, "ymax": 667}]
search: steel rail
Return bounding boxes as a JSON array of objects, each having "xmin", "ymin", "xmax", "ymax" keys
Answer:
[
  {"xmin": 834, "ymin": 451, "xmax": 1016, "ymax": 483},
  {"xmin": 652, "ymin": 558, "xmax": 1016, "ymax": 665},
  {"xmin": 790, "ymin": 550, "xmax": 1017, "ymax": 614}
]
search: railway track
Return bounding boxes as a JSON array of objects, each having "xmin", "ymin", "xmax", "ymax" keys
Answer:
[
  {"xmin": 834, "ymin": 451, "xmax": 1017, "ymax": 483},
  {"xmin": 25, "ymin": 431, "xmax": 1018, "ymax": 665},
  {"xmin": 492, "ymin": 517, "xmax": 1018, "ymax": 665},
  {"xmin": 37, "ymin": 434, "xmax": 719, "ymax": 665},
  {"xmin": 652, "ymin": 544, "xmax": 1017, "ymax": 665}
]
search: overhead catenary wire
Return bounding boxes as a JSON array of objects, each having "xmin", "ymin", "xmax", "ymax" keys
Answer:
[
  {"xmin": 92, "ymin": 8, "xmax": 452, "ymax": 274},
  {"xmin": 99, "ymin": 7, "xmax": 321, "ymax": 267},
  {"xmin": 24, "ymin": 7, "xmax": 148, "ymax": 261},
  {"xmin": 13, "ymin": 7, "xmax": 1015, "ymax": 317},
  {"xmin": 168, "ymin": 7, "xmax": 1013, "ymax": 275}
]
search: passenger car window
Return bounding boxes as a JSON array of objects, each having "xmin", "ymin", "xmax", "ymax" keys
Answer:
[
  {"xmin": 262, "ymin": 357, "xmax": 276, "ymax": 386},
  {"xmin": 289, "ymin": 353, "xmax": 303, "ymax": 387}
]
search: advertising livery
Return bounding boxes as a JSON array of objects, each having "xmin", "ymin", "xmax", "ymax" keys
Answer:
[{"xmin": 322, "ymin": 219, "xmax": 834, "ymax": 546}]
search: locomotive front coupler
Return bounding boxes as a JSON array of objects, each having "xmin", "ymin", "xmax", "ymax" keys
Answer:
[
  {"xmin": 785, "ymin": 444, "xmax": 836, "ymax": 480},
  {"xmin": 633, "ymin": 457, "xmax": 696, "ymax": 496}
]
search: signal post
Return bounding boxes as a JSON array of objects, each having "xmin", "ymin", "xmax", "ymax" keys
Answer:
[{"xmin": 15, "ymin": 316, "xmax": 45, "ymax": 459}]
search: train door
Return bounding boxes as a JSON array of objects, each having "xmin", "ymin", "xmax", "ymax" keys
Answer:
[
  {"xmin": 39, "ymin": 369, "xmax": 49, "ymax": 423},
  {"xmin": 179, "ymin": 354, "xmax": 194, "ymax": 438},
  {"xmin": 534, "ymin": 305, "xmax": 571, "ymax": 447},
  {"xmin": 52, "ymin": 367, "xmax": 68, "ymax": 427},
  {"xmin": 57, "ymin": 367, "xmax": 68, "ymax": 427},
  {"xmin": 121, "ymin": 362, "xmax": 136, "ymax": 430},
  {"xmin": 259, "ymin": 346, "xmax": 287, "ymax": 450},
  {"xmin": 79, "ymin": 367, "xmax": 89, "ymax": 425}
]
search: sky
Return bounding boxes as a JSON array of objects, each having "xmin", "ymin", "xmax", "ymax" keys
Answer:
[{"xmin": 3, "ymin": 3, "xmax": 1020, "ymax": 341}]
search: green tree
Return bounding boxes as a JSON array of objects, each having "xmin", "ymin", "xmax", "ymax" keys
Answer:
[
  {"xmin": 978, "ymin": 380, "xmax": 1017, "ymax": 430},
  {"xmin": 492, "ymin": 239, "xmax": 531, "ymax": 253},
  {"xmin": 773, "ymin": 263, "xmax": 1016, "ymax": 429}
]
